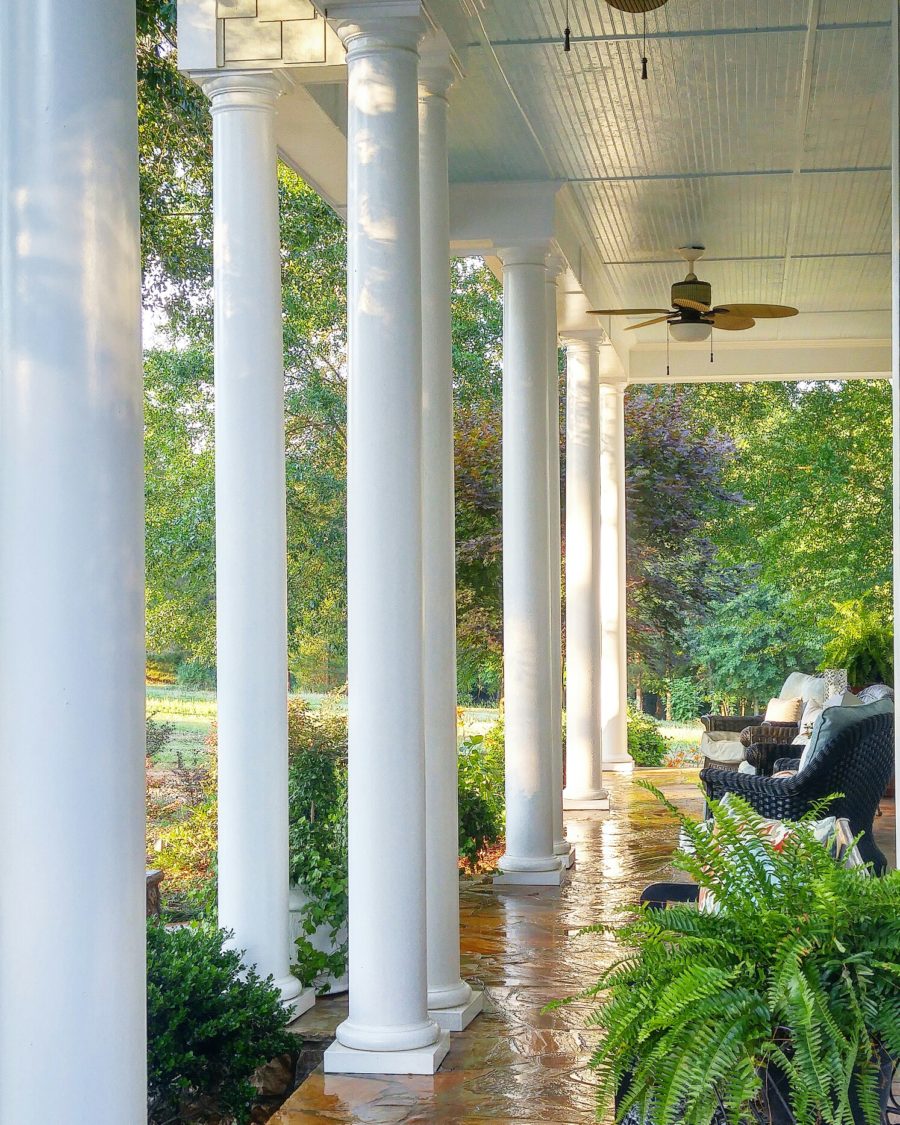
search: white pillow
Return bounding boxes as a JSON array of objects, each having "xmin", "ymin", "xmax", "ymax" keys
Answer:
[
  {"xmin": 780, "ymin": 672, "xmax": 826, "ymax": 705},
  {"xmin": 796, "ymin": 698, "xmax": 824, "ymax": 742}
]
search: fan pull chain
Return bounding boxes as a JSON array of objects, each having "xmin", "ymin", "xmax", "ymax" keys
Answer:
[
  {"xmin": 666, "ymin": 326, "xmax": 670, "ymax": 378},
  {"xmin": 710, "ymin": 328, "xmax": 714, "ymax": 364},
  {"xmin": 641, "ymin": 12, "xmax": 648, "ymax": 79},
  {"xmin": 564, "ymin": 0, "xmax": 571, "ymax": 51}
]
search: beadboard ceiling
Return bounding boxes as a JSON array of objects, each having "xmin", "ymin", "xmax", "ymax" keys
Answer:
[{"xmin": 427, "ymin": 0, "xmax": 893, "ymax": 335}]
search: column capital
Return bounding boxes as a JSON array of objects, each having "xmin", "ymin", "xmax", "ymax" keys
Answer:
[
  {"xmin": 560, "ymin": 329, "xmax": 608, "ymax": 353},
  {"xmin": 597, "ymin": 370, "xmax": 630, "ymax": 390},
  {"xmin": 498, "ymin": 241, "xmax": 554, "ymax": 268},
  {"xmin": 419, "ymin": 31, "xmax": 458, "ymax": 100},
  {"xmin": 329, "ymin": 2, "xmax": 426, "ymax": 54},
  {"xmin": 197, "ymin": 69, "xmax": 291, "ymax": 113},
  {"xmin": 545, "ymin": 253, "xmax": 567, "ymax": 283}
]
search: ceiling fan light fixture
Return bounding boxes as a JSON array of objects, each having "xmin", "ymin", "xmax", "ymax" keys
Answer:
[{"xmin": 669, "ymin": 321, "xmax": 711, "ymax": 343}]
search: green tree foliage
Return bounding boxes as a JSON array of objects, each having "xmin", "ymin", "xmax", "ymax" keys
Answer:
[
  {"xmin": 821, "ymin": 597, "xmax": 894, "ymax": 687},
  {"xmin": 137, "ymin": 0, "xmax": 212, "ymax": 329},
  {"xmin": 688, "ymin": 580, "xmax": 823, "ymax": 708},
  {"xmin": 688, "ymin": 380, "xmax": 893, "ymax": 628},
  {"xmin": 144, "ymin": 349, "xmax": 216, "ymax": 662}
]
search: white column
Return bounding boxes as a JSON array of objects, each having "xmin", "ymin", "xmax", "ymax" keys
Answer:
[
  {"xmin": 546, "ymin": 267, "xmax": 572, "ymax": 859},
  {"xmin": 419, "ymin": 50, "xmax": 483, "ymax": 1032},
  {"xmin": 598, "ymin": 376, "xmax": 634, "ymax": 769},
  {"xmin": 496, "ymin": 245, "xmax": 564, "ymax": 886},
  {"xmin": 205, "ymin": 72, "xmax": 309, "ymax": 1016},
  {"xmin": 325, "ymin": 4, "xmax": 449, "ymax": 1074},
  {"xmin": 891, "ymin": 0, "xmax": 900, "ymax": 867},
  {"xmin": 0, "ymin": 2, "xmax": 145, "ymax": 1120},
  {"xmin": 563, "ymin": 338, "xmax": 607, "ymax": 806}
]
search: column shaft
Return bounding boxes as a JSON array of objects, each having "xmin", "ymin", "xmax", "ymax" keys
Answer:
[
  {"xmin": 891, "ymin": 0, "xmax": 900, "ymax": 867},
  {"xmin": 207, "ymin": 72, "xmax": 304, "ymax": 1008},
  {"xmin": 0, "ymin": 2, "xmax": 146, "ymax": 1119},
  {"xmin": 546, "ymin": 274, "xmax": 568, "ymax": 855},
  {"xmin": 499, "ymin": 248, "xmax": 562, "ymax": 883},
  {"xmin": 331, "ymin": 11, "xmax": 444, "ymax": 1065},
  {"xmin": 598, "ymin": 381, "xmax": 633, "ymax": 768},
  {"xmin": 563, "ymin": 341, "xmax": 605, "ymax": 801},
  {"xmin": 419, "ymin": 61, "xmax": 475, "ymax": 1018}
]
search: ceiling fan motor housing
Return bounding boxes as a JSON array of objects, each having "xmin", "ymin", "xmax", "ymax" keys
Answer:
[{"xmin": 671, "ymin": 273, "xmax": 711, "ymax": 313}]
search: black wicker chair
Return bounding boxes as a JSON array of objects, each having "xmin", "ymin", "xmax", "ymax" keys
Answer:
[{"xmin": 700, "ymin": 712, "xmax": 895, "ymax": 873}]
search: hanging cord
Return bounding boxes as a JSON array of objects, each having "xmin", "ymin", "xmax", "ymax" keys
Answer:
[
  {"xmin": 564, "ymin": 0, "xmax": 571, "ymax": 52},
  {"xmin": 666, "ymin": 324, "xmax": 670, "ymax": 379},
  {"xmin": 641, "ymin": 11, "xmax": 648, "ymax": 79},
  {"xmin": 710, "ymin": 325, "xmax": 714, "ymax": 364}
]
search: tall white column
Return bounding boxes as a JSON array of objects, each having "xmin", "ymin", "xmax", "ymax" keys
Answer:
[
  {"xmin": 598, "ymin": 376, "xmax": 634, "ymax": 769},
  {"xmin": 563, "ymin": 338, "xmax": 607, "ymax": 806},
  {"xmin": 325, "ymin": 3, "xmax": 449, "ymax": 1074},
  {"xmin": 0, "ymin": 2, "xmax": 146, "ymax": 1119},
  {"xmin": 891, "ymin": 0, "xmax": 899, "ymax": 867},
  {"xmin": 419, "ymin": 50, "xmax": 483, "ymax": 1032},
  {"xmin": 497, "ymin": 245, "xmax": 564, "ymax": 886},
  {"xmin": 205, "ymin": 72, "xmax": 308, "ymax": 1015},
  {"xmin": 546, "ymin": 267, "xmax": 571, "ymax": 859}
]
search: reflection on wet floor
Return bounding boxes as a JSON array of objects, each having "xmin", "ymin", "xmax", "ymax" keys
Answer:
[{"xmin": 273, "ymin": 769, "xmax": 896, "ymax": 1124}]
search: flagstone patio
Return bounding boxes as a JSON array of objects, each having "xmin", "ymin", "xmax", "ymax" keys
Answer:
[{"xmin": 273, "ymin": 771, "xmax": 896, "ymax": 1124}]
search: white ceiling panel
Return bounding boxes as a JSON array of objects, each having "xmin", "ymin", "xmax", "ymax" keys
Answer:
[{"xmin": 425, "ymin": 0, "xmax": 895, "ymax": 331}]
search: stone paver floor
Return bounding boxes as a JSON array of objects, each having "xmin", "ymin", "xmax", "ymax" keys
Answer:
[{"xmin": 273, "ymin": 769, "xmax": 896, "ymax": 1124}]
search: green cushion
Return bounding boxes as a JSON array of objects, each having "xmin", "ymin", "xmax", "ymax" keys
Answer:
[{"xmin": 797, "ymin": 696, "xmax": 894, "ymax": 773}]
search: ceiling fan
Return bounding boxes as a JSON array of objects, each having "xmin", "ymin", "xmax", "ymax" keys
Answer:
[{"xmin": 588, "ymin": 247, "xmax": 799, "ymax": 341}]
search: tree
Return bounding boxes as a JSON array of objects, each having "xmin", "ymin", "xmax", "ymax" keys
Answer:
[
  {"xmin": 624, "ymin": 387, "xmax": 739, "ymax": 679},
  {"xmin": 685, "ymin": 379, "xmax": 893, "ymax": 633}
]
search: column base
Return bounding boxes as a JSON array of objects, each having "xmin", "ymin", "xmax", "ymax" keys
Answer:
[
  {"xmin": 563, "ymin": 790, "xmax": 610, "ymax": 811},
  {"xmin": 493, "ymin": 866, "xmax": 566, "ymax": 887},
  {"xmin": 605, "ymin": 760, "xmax": 634, "ymax": 774},
  {"xmin": 429, "ymin": 989, "xmax": 484, "ymax": 1032},
  {"xmin": 554, "ymin": 841, "xmax": 576, "ymax": 867},
  {"xmin": 324, "ymin": 1031, "xmax": 450, "ymax": 1075},
  {"xmin": 275, "ymin": 975, "xmax": 316, "ymax": 1022}
]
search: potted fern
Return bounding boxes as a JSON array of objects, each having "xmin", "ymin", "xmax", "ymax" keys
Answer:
[{"xmin": 575, "ymin": 787, "xmax": 900, "ymax": 1125}]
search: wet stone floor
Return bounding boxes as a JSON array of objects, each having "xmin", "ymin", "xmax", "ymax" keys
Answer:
[{"xmin": 273, "ymin": 769, "xmax": 897, "ymax": 1125}]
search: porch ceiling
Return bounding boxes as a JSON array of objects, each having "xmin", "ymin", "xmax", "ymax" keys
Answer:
[
  {"xmin": 278, "ymin": 0, "xmax": 893, "ymax": 374},
  {"xmin": 429, "ymin": 0, "xmax": 893, "ymax": 336}
]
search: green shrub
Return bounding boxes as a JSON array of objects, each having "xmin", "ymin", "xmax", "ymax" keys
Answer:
[
  {"xmin": 147, "ymin": 922, "xmax": 292, "ymax": 1124},
  {"xmin": 626, "ymin": 704, "xmax": 668, "ymax": 766},
  {"xmin": 667, "ymin": 677, "xmax": 702, "ymax": 723},
  {"xmin": 287, "ymin": 716, "xmax": 348, "ymax": 992},
  {"xmin": 146, "ymin": 713, "xmax": 177, "ymax": 758},
  {"xmin": 176, "ymin": 661, "xmax": 217, "ymax": 690},
  {"xmin": 457, "ymin": 719, "xmax": 505, "ymax": 868},
  {"xmin": 152, "ymin": 799, "xmax": 218, "ymax": 921}
]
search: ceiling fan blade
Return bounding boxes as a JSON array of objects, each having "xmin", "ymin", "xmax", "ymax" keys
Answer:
[
  {"xmin": 708, "ymin": 313, "xmax": 755, "ymax": 331},
  {"xmin": 587, "ymin": 308, "xmax": 671, "ymax": 315},
  {"xmin": 605, "ymin": 0, "xmax": 669, "ymax": 11},
  {"xmin": 625, "ymin": 315, "xmax": 675, "ymax": 331},
  {"xmin": 712, "ymin": 303, "xmax": 798, "ymax": 319},
  {"xmin": 672, "ymin": 297, "xmax": 711, "ymax": 313}
]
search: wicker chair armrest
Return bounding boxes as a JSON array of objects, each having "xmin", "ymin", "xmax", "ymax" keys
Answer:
[
  {"xmin": 774, "ymin": 757, "xmax": 802, "ymax": 773},
  {"xmin": 739, "ymin": 722, "xmax": 798, "ymax": 748},
  {"xmin": 701, "ymin": 714, "xmax": 763, "ymax": 733},
  {"xmin": 744, "ymin": 742, "xmax": 795, "ymax": 776},
  {"xmin": 700, "ymin": 765, "xmax": 810, "ymax": 822}
]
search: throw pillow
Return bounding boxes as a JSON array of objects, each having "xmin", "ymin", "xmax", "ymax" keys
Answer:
[
  {"xmin": 779, "ymin": 672, "xmax": 826, "ymax": 705},
  {"xmin": 764, "ymin": 696, "xmax": 803, "ymax": 723},
  {"xmin": 797, "ymin": 695, "xmax": 894, "ymax": 773},
  {"xmin": 858, "ymin": 683, "xmax": 894, "ymax": 704},
  {"xmin": 797, "ymin": 698, "xmax": 824, "ymax": 742}
]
